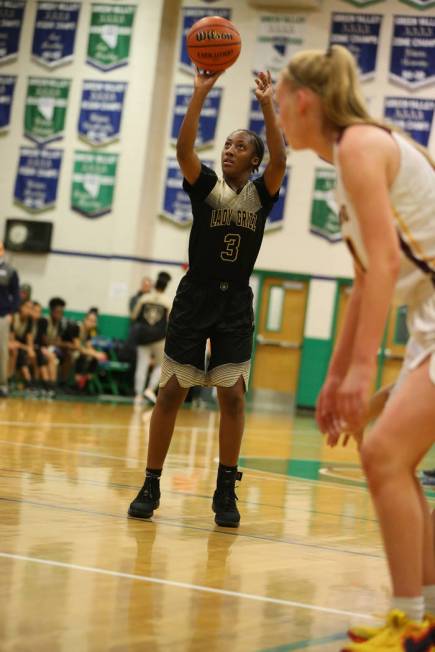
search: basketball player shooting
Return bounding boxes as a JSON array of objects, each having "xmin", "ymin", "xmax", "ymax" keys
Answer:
[{"xmin": 128, "ymin": 68, "xmax": 286, "ymax": 528}]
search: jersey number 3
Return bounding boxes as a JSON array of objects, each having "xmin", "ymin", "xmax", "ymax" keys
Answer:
[{"xmin": 221, "ymin": 233, "xmax": 241, "ymax": 262}]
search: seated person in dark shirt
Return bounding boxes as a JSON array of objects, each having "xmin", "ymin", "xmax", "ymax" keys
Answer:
[
  {"xmin": 31, "ymin": 301, "xmax": 57, "ymax": 394},
  {"xmin": 39, "ymin": 297, "xmax": 79, "ymax": 384},
  {"xmin": 74, "ymin": 311, "xmax": 107, "ymax": 391},
  {"xmin": 9, "ymin": 299, "xmax": 35, "ymax": 387}
]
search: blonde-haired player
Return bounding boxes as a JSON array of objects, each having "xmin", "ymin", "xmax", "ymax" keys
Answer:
[{"xmin": 275, "ymin": 45, "xmax": 435, "ymax": 651}]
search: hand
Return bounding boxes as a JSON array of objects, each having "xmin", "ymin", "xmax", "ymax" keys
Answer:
[
  {"xmin": 194, "ymin": 69, "xmax": 222, "ymax": 95},
  {"xmin": 254, "ymin": 70, "xmax": 273, "ymax": 106},
  {"xmin": 316, "ymin": 374, "xmax": 343, "ymax": 444},
  {"xmin": 341, "ymin": 426, "xmax": 364, "ymax": 450},
  {"xmin": 336, "ymin": 364, "xmax": 373, "ymax": 433},
  {"xmin": 96, "ymin": 352, "xmax": 107, "ymax": 362}
]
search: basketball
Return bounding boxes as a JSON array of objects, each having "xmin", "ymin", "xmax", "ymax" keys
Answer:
[{"xmin": 186, "ymin": 16, "xmax": 241, "ymax": 73}]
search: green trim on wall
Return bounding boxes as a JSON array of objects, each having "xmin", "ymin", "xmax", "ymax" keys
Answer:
[{"xmin": 296, "ymin": 337, "xmax": 333, "ymax": 408}]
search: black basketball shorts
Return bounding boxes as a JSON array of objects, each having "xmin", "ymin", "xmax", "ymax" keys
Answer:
[{"xmin": 161, "ymin": 275, "xmax": 254, "ymax": 389}]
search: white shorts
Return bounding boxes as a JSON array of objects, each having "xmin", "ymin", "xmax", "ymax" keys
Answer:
[{"xmin": 394, "ymin": 292, "xmax": 435, "ymax": 390}]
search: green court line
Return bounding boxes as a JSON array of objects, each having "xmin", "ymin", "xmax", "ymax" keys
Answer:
[{"xmin": 259, "ymin": 631, "xmax": 348, "ymax": 651}]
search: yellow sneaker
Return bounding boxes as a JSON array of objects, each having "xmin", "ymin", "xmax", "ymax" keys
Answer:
[
  {"xmin": 342, "ymin": 610, "xmax": 432, "ymax": 651},
  {"xmin": 348, "ymin": 612, "xmax": 435, "ymax": 644}
]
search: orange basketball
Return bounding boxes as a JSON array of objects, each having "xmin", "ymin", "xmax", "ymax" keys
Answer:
[{"xmin": 187, "ymin": 16, "xmax": 241, "ymax": 73}]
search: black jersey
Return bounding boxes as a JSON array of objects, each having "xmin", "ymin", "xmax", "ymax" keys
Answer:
[{"xmin": 183, "ymin": 164, "xmax": 278, "ymax": 283}]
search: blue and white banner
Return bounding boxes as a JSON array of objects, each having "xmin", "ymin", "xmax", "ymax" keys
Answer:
[
  {"xmin": 78, "ymin": 80, "xmax": 127, "ymax": 146},
  {"xmin": 179, "ymin": 7, "xmax": 231, "ymax": 74},
  {"xmin": 14, "ymin": 147, "xmax": 63, "ymax": 213},
  {"xmin": 32, "ymin": 2, "xmax": 80, "ymax": 68},
  {"xmin": 257, "ymin": 162, "xmax": 290, "ymax": 231},
  {"xmin": 248, "ymin": 96, "xmax": 266, "ymax": 146},
  {"xmin": 384, "ymin": 97, "xmax": 435, "ymax": 147},
  {"xmin": 0, "ymin": 75, "xmax": 15, "ymax": 132},
  {"xmin": 171, "ymin": 85, "xmax": 222, "ymax": 149},
  {"xmin": 329, "ymin": 13, "xmax": 383, "ymax": 80},
  {"xmin": 161, "ymin": 157, "xmax": 214, "ymax": 225},
  {"xmin": 253, "ymin": 15, "xmax": 306, "ymax": 81},
  {"xmin": 390, "ymin": 16, "xmax": 435, "ymax": 89},
  {"xmin": 0, "ymin": 1, "xmax": 25, "ymax": 64}
]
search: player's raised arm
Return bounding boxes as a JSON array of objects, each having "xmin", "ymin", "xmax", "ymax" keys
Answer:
[
  {"xmin": 255, "ymin": 71, "xmax": 286, "ymax": 196},
  {"xmin": 176, "ymin": 71, "xmax": 222, "ymax": 185}
]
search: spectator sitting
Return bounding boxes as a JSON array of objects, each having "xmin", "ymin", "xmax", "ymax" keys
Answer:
[
  {"xmin": 19, "ymin": 283, "xmax": 32, "ymax": 304},
  {"xmin": 40, "ymin": 297, "xmax": 78, "ymax": 385},
  {"xmin": 74, "ymin": 310, "xmax": 107, "ymax": 391},
  {"xmin": 31, "ymin": 301, "xmax": 57, "ymax": 396},
  {"xmin": 9, "ymin": 299, "xmax": 35, "ymax": 389}
]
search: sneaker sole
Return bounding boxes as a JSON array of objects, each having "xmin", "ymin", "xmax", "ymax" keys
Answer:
[
  {"xmin": 127, "ymin": 509, "xmax": 154, "ymax": 519},
  {"xmin": 214, "ymin": 516, "xmax": 240, "ymax": 528},
  {"xmin": 128, "ymin": 502, "xmax": 159, "ymax": 520}
]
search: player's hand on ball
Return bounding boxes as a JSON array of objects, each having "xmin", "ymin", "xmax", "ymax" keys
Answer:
[
  {"xmin": 254, "ymin": 70, "xmax": 273, "ymax": 105},
  {"xmin": 194, "ymin": 69, "xmax": 223, "ymax": 94}
]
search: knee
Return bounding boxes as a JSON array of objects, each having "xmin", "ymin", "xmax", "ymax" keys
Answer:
[
  {"xmin": 156, "ymin": 381, "xmax": 184, "ymax": 411},
  {"xmin": 360, "ymin": 438, "xmax": 398, "ymax": 491},
  {"xmin": 219, "ymin": 387, "xmax": 245, "ymax": 418}
]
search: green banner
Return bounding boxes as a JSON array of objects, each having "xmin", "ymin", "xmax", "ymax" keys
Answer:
[
  {"xmin": 87, "ymin": 3, "xmax": 136, "ymax": 71},
  {"xmin": 341, "ymin": 0, "xmax": 385, "ymax": 5},
  {"xmin": 24, "ymin": 77, "xmax": 70, "ymax": 145},
  {"xmin": 398, "ymin": 0, "xmax": 435, "ymax": 7},
  {"xmin": 71, "ymin": 151, "xmax": 118, "ymax": 218},
  {"xmin": 310, "ymin": 168, "xmax": 341, "ymax": 243}
]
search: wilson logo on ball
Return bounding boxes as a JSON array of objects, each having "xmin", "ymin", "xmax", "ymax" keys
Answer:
[{"xmin": 195, "ymin": 31, "xmax": 234, "ymax": 41}]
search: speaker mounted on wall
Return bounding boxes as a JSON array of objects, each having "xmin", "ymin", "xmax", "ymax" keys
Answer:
[{"xmin": 4, "ymin": 219, "xmax": 53, "ymax": 253}]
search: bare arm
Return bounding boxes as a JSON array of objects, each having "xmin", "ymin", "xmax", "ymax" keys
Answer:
[
  {"xmin": 176, "ymin": 71, "xmax": 222, "ymax": 185},
  {"xmin": 336, "ymin": 128, "xmax": 401, "ymax": 429},
  {"xmin": 255, "ymin": 71, "xmax": 286, "ymax": 195},
  {"xmin": 316, "ymin": 268, "xmax": 363, "ymax": 437}
]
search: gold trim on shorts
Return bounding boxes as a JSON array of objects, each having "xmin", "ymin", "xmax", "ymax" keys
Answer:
[{"xmin": 159, "ymin": 354, "xmax": 250, "ymax": 389}]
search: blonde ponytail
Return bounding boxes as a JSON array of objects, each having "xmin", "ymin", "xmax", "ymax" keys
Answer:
[{"xmin": 282, "ymin": 45, "xmax": 435, "ymax": 169}]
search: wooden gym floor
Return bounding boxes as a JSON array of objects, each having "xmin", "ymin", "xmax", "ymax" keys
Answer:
[{"xmin": 0, "ymin": 398, "xmax": 434, "ymax": 651}]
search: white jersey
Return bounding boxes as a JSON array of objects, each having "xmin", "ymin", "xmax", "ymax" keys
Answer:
[{"xmin": 334, "ymin": 131, "xmax": 435, "ymax": 309}]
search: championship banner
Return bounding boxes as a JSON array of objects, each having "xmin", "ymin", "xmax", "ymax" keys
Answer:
[
  {"xmin": 179, "ymin": 7, "xmax": 231, "ymax": 74},
  {"xmin": 32, "ymin": 2, "xmax": 81, "ymax": 68},
  {"xmin": 171, "ymin": 85, "xmax": 222, "ymax": 149},
  {"xmin": 71, "ymin": 151, "xmax": 118, "ymax": 218},
  {"xmin": 390, "ymin": 16, "xmax": 435, "ymax": 89},
  {"xmin": 253, "ymin": 15, "xmax": 306, "ymax": 81},
  {"xmin": 25, "ymin": 77, "xmax": 71, "ymax": 145},
  {"xmin": 87, "ymin": 4, "xmax": 136, "ymax": 71},
  {"xmin": 78, "ymin": 80, "xmax": 127, "ymax": 146},
  {"xmin": 0, "ymin": 75, "xmax": 16, "ymax": 132},
  {"xmin": 257, "ymin": 162, "xmax": 290, "ymax": 232},
  {"xmin": 310, "ymin": 168, "xmax": 341, "ymax": 243},
  {"xmin": 14, "ymin": 147, "xmax": 63, "ymax": 213},
  {"xmin": 399, "ymin": 0, "xmax": 435, "ymax": 8},
  {"xmin": 0, "ymin": 0, "xmax": 25, "ymax": 64},
  {"xmin": 329, "ymin": 13, "xmax": 383, "ymax": 80},
  {"xmin": 384, "ymin": 97, "xmax": 435, "ymax": 147},
  {"xmin": 161, "ymin": 157, "xmax": 214, "ymax": 225}
]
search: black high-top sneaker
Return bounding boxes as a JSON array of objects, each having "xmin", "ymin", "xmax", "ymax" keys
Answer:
[
  {"xmin": 212, "ymin": 466, "xmax": 243, "ymax": 528},
  {"xmin": 128, "ymin": 475, "xmax": 161, "ymax": 519}
]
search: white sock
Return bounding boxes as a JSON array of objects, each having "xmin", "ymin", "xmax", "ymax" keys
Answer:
[
  {"xmin": 391, "ymin": 595, "xmax": 425, "ymax": 621},
  {"xmin": 423, "ymin": 585, "xmax": 435, "ymax": 615}
]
